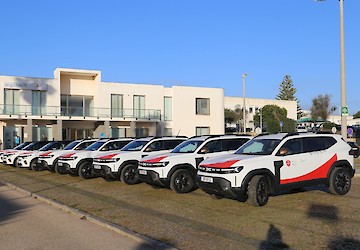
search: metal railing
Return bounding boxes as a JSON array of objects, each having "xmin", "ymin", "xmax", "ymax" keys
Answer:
[{"xmin": 0, "ymin": 104, "xmax": 162, "ymax": 120}]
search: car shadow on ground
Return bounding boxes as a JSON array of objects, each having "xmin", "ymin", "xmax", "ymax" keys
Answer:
[
  {"xmin": 0, "ymin": 183, "xmax": 29, "ymax": 225},
  {"xmin": 307, "ymin": 203, "xmax": 360, "ymax": 249}
]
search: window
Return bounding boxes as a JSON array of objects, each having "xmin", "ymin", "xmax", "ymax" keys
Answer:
[
  {"xmin": 163, "ymin": 140, "xmax": 184, "ymax": 150},
  {"xmin": 111, "ymin": 94, "xmax": 123, "ymax": 117},
  {"xmin": 60, "ymin": 95, "xmax": 94, "ymax": 116},
  {"xmin": 196, "ymin": 98, "xmax": 210, "ymax": 115},
  {"xmin": 199, "ymin": 140, "xmax": 222, "ymax": 154},
  {"xmin": 164, "ymin": 97, "xmax": 172, "ymax": 121},
  {"xmin": 303, "ymin": 137, "xmax": 336, "ymax": 153},
  {"xmin": 144, "ymin": 141, "xmax": 162, "ymax": 152},
  {"xmin": 4, "ymin": 89, "xmax": 20, "ymax": 114},
  {"xmin": 135, "ymin": 128, "xmax": 148, "ymax": 137},
  {"xmin": 196, "ymin": 127, "xmax": 210, "ymax": 136},
  {"xmin": 32, "ymin": 90, "xmax": 46, "ymax": 115},
  {"xmin": 134, "ymin": 95, "xmax": 145, "ymax": 118},
  {"xmin": 221, "ymin": 138, "xmax": 250, "ymax": 151},
  {"xmin": 278, "ymin": 139, "xmax": 303, "ymax": 155},
  {"xmin": 110, "ymin": 128, "xmax": 126, "ymax": 138}
]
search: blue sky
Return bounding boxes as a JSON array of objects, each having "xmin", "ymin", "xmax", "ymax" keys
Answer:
[{"xmin": 1, "ymin": 0, "xmax": 359, "ymax": 114}]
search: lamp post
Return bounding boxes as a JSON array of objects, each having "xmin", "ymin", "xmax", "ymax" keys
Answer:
[
  {"xmin": 242, "ymin": 73, "xmax": 248, "ymax": 133},
  {"xmin": 316, "ymin": 0, "xmax": 347, "ymax": 139}
]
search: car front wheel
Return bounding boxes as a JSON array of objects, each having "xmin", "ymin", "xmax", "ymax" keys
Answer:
[
  {"xmin": 120, "ymin": 164, "xmax": 140, "ymax": 185},
  {"xmin": 170, "ymin": 169, "xmax": 194, "ymax": 193},
  {"xmin": 329, "ymin": 167, "xmax": 351, "ymax": 195},
  {"xmin": 247, "ymin": 175, "xmax": 270, "ymax": 207},
  {"xmin": 78, "ymin": 161, "xmax": 94, "ymax": 179}
]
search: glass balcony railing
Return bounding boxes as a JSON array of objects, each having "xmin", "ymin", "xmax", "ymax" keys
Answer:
[{"xmin": 0, "ymin": 104, "xmax": 162, "ymax": 120}]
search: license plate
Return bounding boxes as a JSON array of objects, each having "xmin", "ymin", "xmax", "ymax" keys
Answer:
[
  {"xmin": 93, "ymin": 164, "xmax": 101, "ymax": 169},
  {"xmin": 139, "ymin": 169, "xmax": 147, "ymax": 175},
  {"xmin": 201, "ymin": 176, "xmax": 213, "ymax": 183},
  {"xmin": 58, "ymin": 162, "xmax": 63, "ymax": 166}
]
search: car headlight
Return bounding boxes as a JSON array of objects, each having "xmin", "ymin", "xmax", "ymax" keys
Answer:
[{"xmin": 139, "ymin": 161, "xmax": 169, "ymax": 167}]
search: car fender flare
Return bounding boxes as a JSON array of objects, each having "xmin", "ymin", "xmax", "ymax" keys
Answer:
[
  {"xmin": 76, "ymin": 158, "xmax": 93, "ymax": 170},
  {"xmin": 119, "ymin": 160, "xmax": 139, "ymax": 173},
  {"xmin": 327, "ymin": 159, "xmax": 354, "ymax": 182},
  {"xmin": 167, "ymin": 163, "xmax": 197, "ymax": 180},
  {"xmin": 241, "ymin": 169, "xmax": 276, "ymax": 194}
]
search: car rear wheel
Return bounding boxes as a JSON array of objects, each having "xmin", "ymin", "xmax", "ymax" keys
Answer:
[
  {"xmin": 120, "ymin": 164, "xmax": 140, "ymax": 185},
  {"xmin": 329, "ymin": 167, "xmax": 351, "ymax": 195},
  {"xmin": 170, "ymin": 169, "xmax": 194, "ymax": 193},
  {"xmin": 247, "ymin": 175, "xmax": 270, "ymax": 207},
  {"xmin": 78, "ymin": 161, "xmax": 94, "ymax": 179}
]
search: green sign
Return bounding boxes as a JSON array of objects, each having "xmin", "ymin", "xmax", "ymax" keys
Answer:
[{"xmin": 341, "ymin": 106, "xmax": 349, "ymax": 116}]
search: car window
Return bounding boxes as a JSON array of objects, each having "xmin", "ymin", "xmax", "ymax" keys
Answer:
[
  {"xmin": 236, "ymin": 139, "xmax": 281, "ymax": 155},
  {"xmin": 277, "ymin": 139, "xmax": 303, "ymax": 156},
  {"xmin": 144, "ymin": 141, "xmax": 162, "ymax": 152},
  {"xmin": 221, "ymin": 138, "xmax": 250, "ymax": 151},
  {"xmin": 163, "ymin": 140, "xmax": 184, "ymax": 150},
  {"xmin": 303, "ymin": 137, "xmax": 329, "ymax": 153},
  {"xmin": 199, "ymin": 140, "xmax": 221, "ymax": 154},
  {"xmin": 172, "ymin": 140, "xmax": 203, "ymax": 153}
]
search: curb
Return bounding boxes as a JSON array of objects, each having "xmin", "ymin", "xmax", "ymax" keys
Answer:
[{"xmin": 0, "ymin": 179, "xmax": 177, "ymax": 250}]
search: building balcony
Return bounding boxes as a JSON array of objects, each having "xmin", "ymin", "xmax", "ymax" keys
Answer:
[{"xmin": 0, "ymin": 105, "xmax": 162, "ymax": 121}]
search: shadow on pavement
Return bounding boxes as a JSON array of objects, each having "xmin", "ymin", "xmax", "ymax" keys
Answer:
[
  {"xmin": 0, "ymin": 183, "xmax": 29, "ymax": 225},
  {"xmin": 307, "ymin": 203, "xmax": 338, "ymax": 221}
]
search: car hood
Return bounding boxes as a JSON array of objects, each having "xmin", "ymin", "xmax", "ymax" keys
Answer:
[
  {"xmin": 199, "ymin": 154, "xmax": 267, "ymax": 168},
  {"xmin": 141, "ymin": 152, "xmax": 190, "ymax": 163}
]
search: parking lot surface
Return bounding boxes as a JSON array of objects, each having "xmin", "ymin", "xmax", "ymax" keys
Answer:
[{"xmin": 1, "ymin": 164, "xmax": 360, "ymax": 249}]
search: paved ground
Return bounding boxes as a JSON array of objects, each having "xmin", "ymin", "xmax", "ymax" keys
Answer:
[
  {"xmin": 1, "ymin": 163, "xmax": 360, "ymax": 249},
  {"xmin": 0, "ymin": 183, "xmax": 154, "ymax": 250}
]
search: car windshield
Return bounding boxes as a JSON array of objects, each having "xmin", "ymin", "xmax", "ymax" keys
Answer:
[
  {"xmin": 171, "ymin": 140, "xmax": 203, "ymax": 153},
  {"xmin": 39, "ymin": 142, "xmax": 57, "ymax": 151},
  {"xmin": 235, "ymin": 138, "xmax": 281, "ymax": 155},
  {"xmin": 63, "ymin": 141, "xmax": 80, "ymax": 150},
  {"xmin": 122, "ymin": 140, "xmax": 148, "ymax": 151},
  {"xmin": 23, "ymin": 142, "xmax": 37, "ymax": 150},
  {"xmin": 86, "ymin": 141, "xmax": 106, "ymax": 151},
  {"xmin": 13, "ymin": 142, "xmax": 31, "ymax": 150}
]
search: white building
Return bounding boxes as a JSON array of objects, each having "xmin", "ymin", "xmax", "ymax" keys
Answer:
[
  {"xmin": 224, "ymin": 96, "xmax": 297, "ymax": 132},
  {"xmin": 0, "ymin": 68, "xmax": 224, "ymax": 148}
]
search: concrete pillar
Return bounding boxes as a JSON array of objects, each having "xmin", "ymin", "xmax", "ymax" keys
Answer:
[
  {"xmin": 25, "ymin": 119, "xmax": 33, "ymax": 141},
  {"xmin": 130, "ymin": 121, "xmax": 136, "ymax": 137},
  {"xmin": 104, "ymin": 120, "xmax": 110, "ymax": 138},
  {"xmin": 52, "ymin": 120, "xmax": 62, "ymax": 140}
]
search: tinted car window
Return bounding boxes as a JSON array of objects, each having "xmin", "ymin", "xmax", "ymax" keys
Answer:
[
  {"xmin": 144, "ymin": 141, "xmax": 162, "ymax": 152},
  {"xmin": 278, "ymin": 139, "xmax": 303, "ymax": 155},
  {"xmin": 75, "ymin": 141, "xmax": 96, "ymax": 150},
  {"xmin": 163, "ymin": 140, "xmax": 184, "ymax": 150},
  {"xmin": 199, "ymin": 140, "xmax": 222, "ymax": 154},
  {"xmin": 221, "ymin": 138, "xmax": 250, "ymax": 151},
  {"xmin": 303, "ymin": 137, "xmax": 330, "ymax": 153}
]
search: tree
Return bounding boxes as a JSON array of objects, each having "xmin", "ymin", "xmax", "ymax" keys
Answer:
[
  {"xmin": 224, "ymin": 108, "xmax": 238, "ymax": 124},
  {"xmin": 253, "ymin": 104, "xmax": 296, "ymax": 133},
  {"xmin": 276, "ymin": 75, "xmax": 303, "ymax": 119},
  {"xmin": 353, "ymin": 111, "xmax": 360, "ymax": 119},
  {"xmin": 310, "ymin": 94, "xmax": 336, "ymax": 121}
]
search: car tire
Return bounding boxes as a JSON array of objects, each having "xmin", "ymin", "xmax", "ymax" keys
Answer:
[
  {"xmin": 78, "ymin": 161, "xmax": 94, "ymax": 179},
  {"xmin": 54, "ymin": 161, "xmax": 67, "ymax": 174},
  {"xmin": 120, "ymin": 164, "xmax": 140, "ymax": 185},
  {"xmin": 170, "ymin": 169, "xmax": 194, "ymax": 193},
  {"xmin": 30, "ymin": 159, "xmax": 42, "ymax": 171},
  {"xmin": 247, "ymin": 175, "xmax": 270, "ymax": 207},
  {"xmin": 329, "ymin": 167, "xmax": 351, "ymax": 195},
  {"xmin": 13, "ymin": 157, "xmax": 20, "ymax": 167}
]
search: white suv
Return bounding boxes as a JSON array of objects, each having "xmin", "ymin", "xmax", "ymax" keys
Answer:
[
  {"xmin": 138, "ymin": 135, "xmax": 251, "ymax": 193},
  {"xmin": 92, "ymin": 137, "xmax": 187, "ymax": 184},
  {"xmin": 197, "ymin": 132, "xmax": 355, "ymax": 206},
  {"xmin": 37, "ymin": 139, "xmax": 98, "ymax": 173},
  {"xmin": 57, "ymin": 138, "xmax": 133, "ymax": 178}
]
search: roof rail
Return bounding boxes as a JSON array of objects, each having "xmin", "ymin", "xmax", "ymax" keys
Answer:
[
  {"xmin": 283, "ymin": 132, "xmax": 299, "ymax": 139},
  {"xmin": 315, "ymin": 131, "xmax": 333, "ymax": 135},
  {"xmin": 254, "ymin": 133, "xmax": 270, "ymax": 138}
]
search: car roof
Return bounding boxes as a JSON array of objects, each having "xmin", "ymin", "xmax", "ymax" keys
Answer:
[
  {"xmin": 188, "ymin": 134, "xmax": 252, "ymax": 142},
  {"xmin": 134, "ymin": 136, "xmax": 187, "ymax": 142},
  {"xmin": 254, "ymin": 132, "xmax": 341, "ymax": 140}
]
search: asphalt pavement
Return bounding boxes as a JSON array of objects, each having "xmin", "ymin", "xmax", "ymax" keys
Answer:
[{"xmin": 0, "ymin": 183, "xmax": 155, "ymax": 250}]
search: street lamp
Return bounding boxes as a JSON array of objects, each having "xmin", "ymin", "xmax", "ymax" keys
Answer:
[
  {"xmin": 242, "ymin": 73, "xmax": 248, "ymax": 133},
  {"xmin": 316, "ymin": 0, "xmax": 347, "ymax": 139}
]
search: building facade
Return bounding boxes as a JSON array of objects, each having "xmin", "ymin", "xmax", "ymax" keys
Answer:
[{"xmin": 0, "ymin": 68, "xmax": 225, "ymax": 149}]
